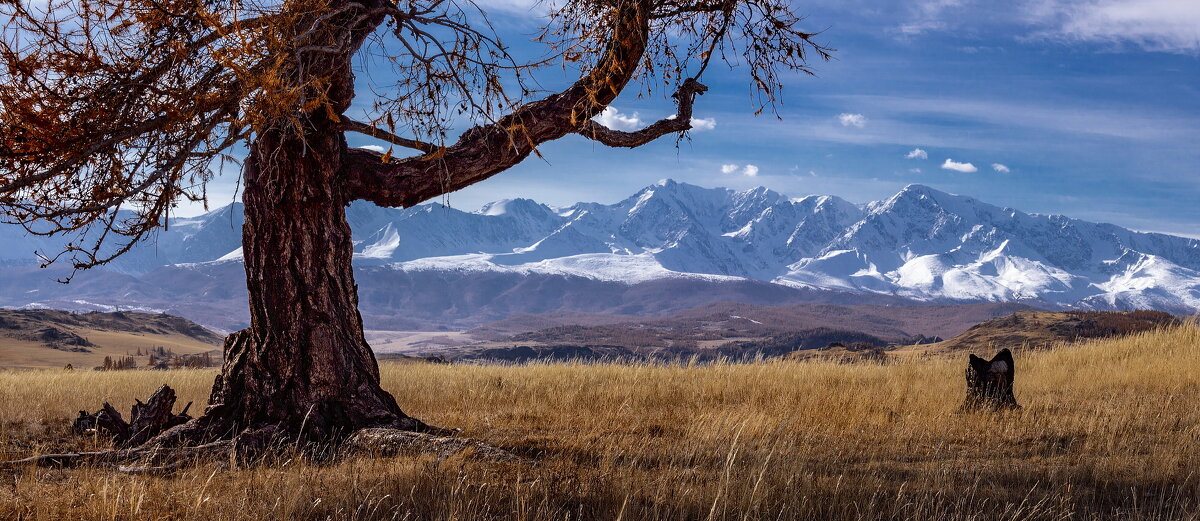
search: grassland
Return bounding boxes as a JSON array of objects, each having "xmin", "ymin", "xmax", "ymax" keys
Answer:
[
  {"xmin": 0, "ymin": 310, "xmax": 221, "ymax": 370},
  {"xmin": 0, "ymin": 330, "xmax": 219, "ymax": 371},
  {"xmin": 1, "ymin": 324, "xmax": 1198, "ymax": 520}
]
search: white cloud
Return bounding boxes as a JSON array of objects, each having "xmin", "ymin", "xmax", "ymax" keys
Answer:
[
  {"xmin": 992, "ymin": 163, "xmax": 1011, "ymax": 173},
  {"xmin": 941, "ymin": 158, "xmax": 978, "ymax": 173},
  {"xmin": 600, "ymin": 109, "xmax": 715, "ymax": 132},
  {"xmin": 892, "ymin": 0, "xmax": 1200, "ymax": 53},
  {"xmin": 689, "ymin": 117, "xmax": 717, "ymax": 131},
  {"xmin": 898, "ymin": 0, "xmax": 965, "ymax": 35},
  {"xmin": 838, "ymin": 113, "xmax": 867, "ymax": 128},
  {"xmin": 721, "ymin": 164, "xmax": 758, "ymax": 176},
  {"xmin": 909, "ymin": 168, "xmax": 923, "ymax": 173},
  {"xmin": 905, "ymin": 148, "xmax": 929, "ymax": 159},
  {"xmin": 593, "ymin": 107, "xmax": 642, "ymax": 131},
  {"xmin": 667, "ymin": 114, "xmax": 717, "ymax": 131},
  {"xmin": 825, "ymin": 94, "xmax": 1196, "ymax": 143},
  {"xmin": 357, "ymin": 145, "xmax": 387, "ymax": 153},
  {"xmin": 1026, "ymin": 0, "xmax": 1200, "ymax": 54}
]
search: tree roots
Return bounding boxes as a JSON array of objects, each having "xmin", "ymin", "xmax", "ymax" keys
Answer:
[
  {"xmin": 346, "ymin": 428, "xmax": 523, "ymax": 464},
  {"xmin": 3, "ymin": 386, "xmax": 521, "ymax": 473}
]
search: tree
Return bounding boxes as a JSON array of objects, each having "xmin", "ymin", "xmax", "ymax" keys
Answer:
[{"xmin": 0, "ymin": 0, "xmax": 829, "ymax": 450}]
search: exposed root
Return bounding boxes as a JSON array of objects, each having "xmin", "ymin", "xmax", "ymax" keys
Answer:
[
  {"xmin": 72, "ymin": 385, "xmax": 194, "ymax": 448},
  {"xmin": 346, "ymin": 428, "xmax": 524, "ymax": 464},
  {"xmin": 0, "ymin": 439, "xmax": 235, "ymax": 470},
  {"xmin": 0, "ymin": 449, "xmax": 140, "ymax": 469},
  {"xmin": 3, "ymin": 427, "xmax": 523, "ymax": 471},
  {"xmin": 3, "ymin": 382, "xmax": 521, "ymax": 471},
  {"xmin": 116, "ymin": 462, "xmax": 185, "ymax": 475}
]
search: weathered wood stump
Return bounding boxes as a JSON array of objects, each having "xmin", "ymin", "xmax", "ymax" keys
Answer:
[
  {"xmin": 961, "ymin": 348, "xmax": 1019, "ymax": 410},
  {"xmin": 73, "ymin": 385, "xmax": 193, "ymax": 448}
]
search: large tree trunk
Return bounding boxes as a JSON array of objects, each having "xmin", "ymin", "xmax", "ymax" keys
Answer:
[
  {"xmin": 196, "ymin": 117, "xmax": 427, "ymax": 441},
  {"xmin": 182, "ymin": 27, "xmax": 430, "ymax": 442},
  {"xmin": 119, "ymin": 9, "xmax": 436, "ymax": 449}
]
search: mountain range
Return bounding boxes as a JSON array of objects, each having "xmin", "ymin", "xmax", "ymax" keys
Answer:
[{"xmin": 1, "ymin": 179, "xmax": 1197, "ymax": 330}]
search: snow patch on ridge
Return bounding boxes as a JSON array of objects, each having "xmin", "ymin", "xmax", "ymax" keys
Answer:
[
  {"xmin": 2, "ymin": 179, "xmax": 1198, "ymax": 313},
  {"xmin": 388, "ymin": 252, "xmax": 745, "ymax": 284}
]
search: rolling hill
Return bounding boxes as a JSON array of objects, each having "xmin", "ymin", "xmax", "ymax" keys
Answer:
[
  {"xmin": 405, "ymin": 302, "xmax": 1031, "ymax": 362},
  {"xmin": 893, "ymin": 309, "xmax": 1180, "ymax": 356},
  {"xmin": 0, "ymin": 310, "xmax": 222, "ymax": 370}
]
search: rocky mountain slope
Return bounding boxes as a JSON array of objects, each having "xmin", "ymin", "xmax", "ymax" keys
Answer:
[{"xmin": 2, "ymin": 180, "xmax": 1197, "ymax": 330}]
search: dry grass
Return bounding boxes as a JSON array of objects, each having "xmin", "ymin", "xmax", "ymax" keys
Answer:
[
  {"xmin": 2, "ymin": 324, "xmax": 1199, "ymax": 520},
  {"xmin": 0, "ymin": 331, "xmax": 219, "ymax": 371}
]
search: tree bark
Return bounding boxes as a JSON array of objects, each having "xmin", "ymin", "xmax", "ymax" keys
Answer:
[
  {"xmin": 184, "ymin": 28, "xmax": 430, "ymax": 443},
  {"xmin": 195, "ymin": 114, "xmax": 428, "ymax": 442}
]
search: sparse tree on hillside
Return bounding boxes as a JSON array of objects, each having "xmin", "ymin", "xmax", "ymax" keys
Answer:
[{"xmin": 0, "ymin": 0, "xmax": 829, "ymax": 451}]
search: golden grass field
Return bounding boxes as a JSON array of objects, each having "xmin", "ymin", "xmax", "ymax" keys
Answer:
[
  {"xmin": 0, "ymin": 330, "xmax": 218, "ymax": 371},
  {"xmin": 1, "ymin": 323, "xmax": 1198, "ymax": 520}
]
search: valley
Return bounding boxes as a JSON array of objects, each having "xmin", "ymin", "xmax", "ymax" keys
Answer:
[{"xmin": 1, "ymin": 303, "xmax": 1179, "ymax": 369}]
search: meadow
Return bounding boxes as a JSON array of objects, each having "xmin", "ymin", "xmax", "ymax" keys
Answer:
[{"xmin": 1, "ymin": 324, "xmax": 1198, "ymax": 520}]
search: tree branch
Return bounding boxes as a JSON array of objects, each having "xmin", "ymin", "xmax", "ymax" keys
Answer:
[
  {"xmin": 575, "ymin": 78, "xmax": 708, "ymax": 148},
  {"xmin": 342, "ymin": 0, "xmax": 655, "ymax": 208},
  {"xmin": 340, "ymin": 119, "xmax": 439, "ymax": 154}
]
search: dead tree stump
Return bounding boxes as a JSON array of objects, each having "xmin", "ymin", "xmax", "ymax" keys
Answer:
[
  {"xmin": 73, "ymin": 385, "xmax": 193, "ymax": 447},
  {"xmin": 961, "ymin": 348, "xmax": 1019, "ymax": 410}
]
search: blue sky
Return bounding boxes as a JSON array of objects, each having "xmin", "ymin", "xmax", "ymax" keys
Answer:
[{"xmin": 190, "ymin": 0, "xmax": 1199, "ymax": 237}]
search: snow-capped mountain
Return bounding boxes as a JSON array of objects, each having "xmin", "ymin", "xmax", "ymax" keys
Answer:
[
  {"xmin": 2, "ymin": 179, "xmax": 1198, "ymax": 316},
  {"xmin": 355, "ymin": 180, "xmax": 867, "ymax": 283},
  {"xmin": 776, "ymin": 184, "xmax": 1200, "ymax": 311}
]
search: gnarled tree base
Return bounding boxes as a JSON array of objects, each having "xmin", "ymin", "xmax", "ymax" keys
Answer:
[
  {"xmin": 187, "ymin": 330, "xmax": 438, "ymax": 446},
  {"xmin": 5, "ymin": 362, "xmax": 520, "ymax": 472}
]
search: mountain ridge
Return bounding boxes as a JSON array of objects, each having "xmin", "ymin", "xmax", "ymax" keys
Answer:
[{"xmin": 1, "ymin": 179, "xmax": 1197, "ymax": 327}]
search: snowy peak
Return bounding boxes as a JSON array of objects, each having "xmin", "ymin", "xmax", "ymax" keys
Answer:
[
  {"xmin": 477, "ymin": 198, "xmax": 555, "ymax": 218},
  {"xmin": 1, "ymin": 179, "xmax": 1196, "ymax": 313}
]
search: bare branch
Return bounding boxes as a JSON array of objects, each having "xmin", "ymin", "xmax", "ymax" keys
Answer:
[
  {"xmin": 340, "ymin": 119, "xmax": 438, "ymax": 154},
  {"xmin": 575, "ymin": 78, "xmax": 708, "ymax": 148},
  {"xmin": 343, "ymin": 0, "xmax": 655, "ymax": 208}
]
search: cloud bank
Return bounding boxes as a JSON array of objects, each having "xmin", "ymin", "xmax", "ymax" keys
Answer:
[{"xmin": 1028, "ymin": 0, "xmax": 1200, "ymax": 54}]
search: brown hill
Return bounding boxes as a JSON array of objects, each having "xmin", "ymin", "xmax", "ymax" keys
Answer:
[
  {"xmin": 780, "ymin": 342, "xmax": 890, "ymax": 364},
  {"xmin": 450, "ymin": 302, "xmax": 1032, "ymax": 363},
  {"xmin": 669, "ymin": 301, "xmax": 1034, "ymax": 340},
  {"xmin": 468, "ymin": 302, "xmax": 1032, "ymax": 342},
  {"xmin": 0, "ymin": 309, "xmax": 223, "ymax": 370},
  {"xmin": 894, "ymin": 309, "xmax": 1180, "ymax": 356}
]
